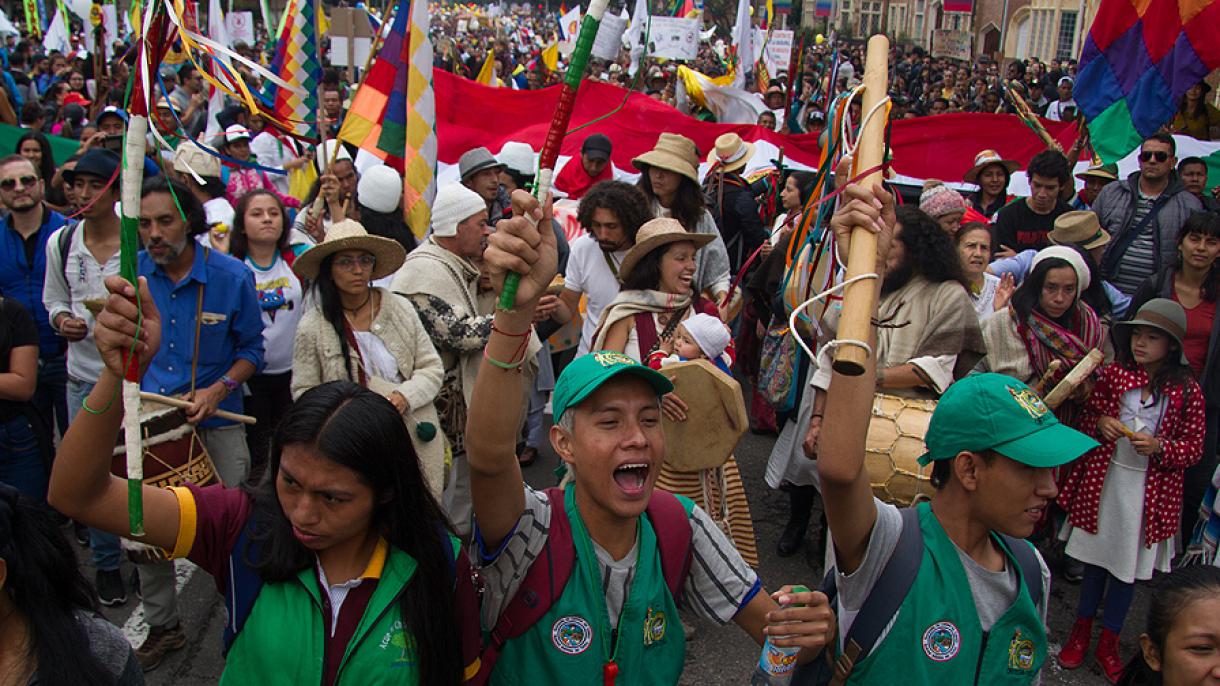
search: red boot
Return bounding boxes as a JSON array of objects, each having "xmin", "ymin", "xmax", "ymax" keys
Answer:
[
  {"xmin": 1095, "ymin": 628, "xmax": 1124, "ymax": 684},
  {"xmin": 1057, "ymin": 617, "xmax": 1093, "ymax": 669}
]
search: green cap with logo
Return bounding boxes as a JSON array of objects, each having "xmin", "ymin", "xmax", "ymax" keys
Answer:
[
  {"xmin": 918, "ymin": 373, "xmax": 1098, "ymax": 467},
  {"xmin": 552, "ymin": 351, "xmax": 674, "ymax": 423}
]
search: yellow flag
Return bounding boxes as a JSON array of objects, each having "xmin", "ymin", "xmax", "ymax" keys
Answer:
[
  {"xmin": 541, "ymin": 42, "xmax": 558, "ymax": 72},
  {"xmin": 476, "ymin": 51, "xmax": 496, "ymax": 86}
]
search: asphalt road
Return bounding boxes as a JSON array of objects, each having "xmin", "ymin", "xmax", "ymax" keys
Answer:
[{"xmin": 83, "ymin": 424, "xmax": 1133, "ymax": 684}]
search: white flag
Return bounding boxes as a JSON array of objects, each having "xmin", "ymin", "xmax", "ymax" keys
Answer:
[
  {"xmin": 204, "ymin": 0, "xmax": 231, "ymax": 138},
  {"xmin": 625, "ymin": 0, "xmax": 648, "ymax": 76},
  {"xmin": 559, "ymin": 6, "xmax": 581, "ymax": 42},
  {"xmin": 43, "ymin": 10, "xmax": 71, "ymax": 54},
  {"xmin": 731, "ymin": 0, "xmax": 754, "ymax": 88}
]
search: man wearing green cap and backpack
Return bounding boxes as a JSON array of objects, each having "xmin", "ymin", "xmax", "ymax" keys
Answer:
[
  {"xmin": 465, "ymin": 189, "xmax": 835, "ymax": 685},
  {"xmin": 803, "ymin": 181, "xmax": 1099, "ymax": 685}
]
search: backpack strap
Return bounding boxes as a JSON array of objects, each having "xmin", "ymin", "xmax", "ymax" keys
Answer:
[
  {"xmin": 644, "ymin": 490, "xmax": 693, "ymax": 601},
  {"xmin": 56, "ymin": 220, "xmax": 80, "ymax": 285},
  {"xmin": 472, "ymin": 487, "xmax": 577, "ymax": 685},
  {"xmin": 221, "ymin": 515, "xmax": 265, "ymax": 656},
  {"xmin": 998, "ymin": 534, "xmax": 1044, "ymax": 607}
]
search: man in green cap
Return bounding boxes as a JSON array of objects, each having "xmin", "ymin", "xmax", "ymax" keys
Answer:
[
  {"xmin": 811, "ymin": 181, "xmax": 1099, "ymax": 684},
  {"xmin": 465, "ymin": 189, "xmax": 835, "ymax": 684}
]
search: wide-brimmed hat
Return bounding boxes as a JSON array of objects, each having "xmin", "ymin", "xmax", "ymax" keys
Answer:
[
  {"xmin": 632, "ymin": 133, "xmax": 700, "ymax": 184},
  {"xmin": 458, "ymin": 147, "xmax": 505, "ymax": 181},
  {"xmin": 963, "ymin": 149, "xmax": 1020, "ymax": 184},
  {"xmin": 707, "ymin": 133, "xmax": 755, "ymax": 173},
  {"xmin": 1115, "ymin": 298, "xmax": 1190, "ymax": 366},
  {"xmin": 292, "ymin": 219, "xmax": 406, "ymax": 281},
  {"xmin": 1050, "ymin": 211, "xmax": 1110, "ymax": 250},
  {"xmin": 173, "ymin": 141, "xmax": 222, "ymax": 178},
  {"xmin": 619, "ymin": 217, "xmax": 715, "ymax": 280},
  {"xmin": 1075, "ymin": 163, "xmax": 1118, "ymax": 183}
]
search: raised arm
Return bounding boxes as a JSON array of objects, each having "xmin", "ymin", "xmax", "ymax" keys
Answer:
[
  {"xmin": 465, "ymin": 190, "xmax": 558, "ymax": 549},
  {"xmin": 47, "ymin": 275, "xmax": 180, "ymax": 551},
  {"xmin": 816, "ymin": 181, "xmax": 896, "ymax": 575}
]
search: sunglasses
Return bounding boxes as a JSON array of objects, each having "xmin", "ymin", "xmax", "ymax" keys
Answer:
[
  {"xmin": 1139, "ymin": 151, "xmax": 1170, "ymax": 163},
  {"xmin": 0, "ymin": 175, "xmax": 37, "ymax": 191}
]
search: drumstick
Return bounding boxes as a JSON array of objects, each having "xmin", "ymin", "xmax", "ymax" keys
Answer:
[
  {"xmin": 1043, "ymin": 349, "xmax": 1104, "ymax": 409},
  {"xmin": 138, "ymin": 392, "xmax": 258, "ymax": 425},
  {"xmin": 1031, "ymin": 360, "xmax": 1063, "ymax": 396},
  {"xmin": 831, "ymin": 34, "xmax": 890, "ymax": 376}
]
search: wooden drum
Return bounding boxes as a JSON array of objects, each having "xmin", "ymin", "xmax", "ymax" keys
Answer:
[
  {"xmin": 865, "ymin": 394, "xmax": 937, "ymax": 506},
  {"xmin": 111, "ymin": 405, "xmax": 219, "ymax": 490},
  {"xmin": 661, "ymin": 360, "xmax": 747, "ymax": 472}
]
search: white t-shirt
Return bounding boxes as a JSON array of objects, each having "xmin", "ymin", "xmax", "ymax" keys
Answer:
[
  {"xmin": 1044, "ymin": 99, "xmax": 1078, "ymax": 122},
  {"xmin": 245, "ymin": 250, "xmax": 305, "ymax": 375},
  {"xmin": 42, "ymin": 222, "xmax": 121, "ymax": 382},
  {"xmin": 564, "ymin": 234, "xmax": 627, "ymax": 355},
  {"xmin": 249, "ymin": 132, "xmax": 297, "ymax": 196}
]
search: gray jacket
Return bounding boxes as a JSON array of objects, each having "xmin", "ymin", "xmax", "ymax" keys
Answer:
[{"xmin": 1095, "ymin": 171, "xmax": 1202, "ymax": 279}]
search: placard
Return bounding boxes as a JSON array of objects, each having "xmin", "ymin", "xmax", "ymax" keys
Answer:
[
  {"xmin": 931, "ymin": 29, "xmax": 971, "ymax": 61},
  {"xmin": 646, "ymin": 15, "xmax": 698, "ymax": 60},
  {"xmin": 329, "ymin": 8, "xmax": 374, "ymax": 69},
  {"xmin": 592, "ymin": 10, "xmax": 627, "ymax": 60},
  {"xmin": 225, "ymin": 11, "xmax": 254, "ymax": 45},
  {"xmin": 762, "ymin": 29, "xmax": 793, "ymax": 76}
]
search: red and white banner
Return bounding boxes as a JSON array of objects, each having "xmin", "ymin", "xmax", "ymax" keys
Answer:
[{"xmin": 431, "ymin": 69, "xmax": 1082, "ymax": 195}]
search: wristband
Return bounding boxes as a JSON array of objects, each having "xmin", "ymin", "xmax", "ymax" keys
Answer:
[{"xmin": 220, "ymin": 375, "xmax": 240, "ymax": 394}]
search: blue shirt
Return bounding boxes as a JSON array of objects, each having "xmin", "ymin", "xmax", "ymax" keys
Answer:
[
  {"xmin": 140, "ymin": 245, "xmax": 265, "ymax": 428},
  {"xmin": 0, "ymin": 206, "xmax": 68, "ymax": 356}
]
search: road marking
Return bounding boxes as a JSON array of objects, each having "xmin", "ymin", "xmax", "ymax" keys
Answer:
[{"xmin": 121, "ymin": 558, "xmax": 198, "ymax": 645}]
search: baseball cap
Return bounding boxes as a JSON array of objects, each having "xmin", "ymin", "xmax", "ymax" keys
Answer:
[
  {"xmin": 581, "ymin": 133, "xmax": 612, "ymax": 161},
  {"xmin": 551, "ymin": 351, "xmax": 673, "ymax": 423},
  {"xmin": 918, "ymin": 373, "xmax": 1097, "ymax": 467},
  {"xmin": 97, "ymin": 106, "xmax": 128, "ymax": 124}
]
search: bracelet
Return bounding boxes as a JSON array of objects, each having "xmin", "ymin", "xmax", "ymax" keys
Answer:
[
  {"xmin": 491, "ymin": 322, "xmax": 531, "ymax": 338},
  {"xmin": 811, "ymin": 413, "xmax": 824, "ymax": 419},
  {"xmin": 81, "ymin": 385, "xmax": 117, "ymax": 415},
  {"xmin": 483, "ymin": 346, "xmax": 526, "ymax": 370}
]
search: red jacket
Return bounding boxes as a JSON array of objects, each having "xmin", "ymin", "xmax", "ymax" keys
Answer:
[{"xmin": 1058, "ymin": 363, "xmax": 1206, "ymax": 546}]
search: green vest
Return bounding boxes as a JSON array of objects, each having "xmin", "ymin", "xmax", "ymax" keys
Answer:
[
  {"xmin": 490, "ymin": 486, "xmax": 689, "ymax": 685},
  {"xmin": 847, "ymin": 502, "xmax": 1046, "ymax": 685},
  {"xmin": 220, "ymin": 541, "xmax": 449, "ymax": 685}
]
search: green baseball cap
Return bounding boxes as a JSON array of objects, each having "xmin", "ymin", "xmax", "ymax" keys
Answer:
[
  {"xmin": 918, "ymin": 373, "xmax": 1098, "ymax": 467},
  {"xmin": 552, "ymin": 351, "xmax": 674, "ymax": 423}
]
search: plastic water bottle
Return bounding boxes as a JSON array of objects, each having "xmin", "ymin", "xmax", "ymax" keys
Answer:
[{"xmin": 750, "ymin": 584, "xmax": 811, "ymax": 685}]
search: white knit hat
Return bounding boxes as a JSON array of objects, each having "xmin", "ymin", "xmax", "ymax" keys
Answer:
[
  {"xmin": 498, "ymin": 141, "xmax": 537, "ymax": 176},
  {"xmin": 430, "ymin": 183, "xmax": 487, "ymax": 237},
  {"xmin": 1030, "ymin": 245, "xmax": 1091, "ymax": 296},
  {"xmin": 680, "ymin": 313, "xmax": 731, "ymax": 360},
  {"xmin": 357, "ymin": 165, "xmax": 402, "ymax": 214}
]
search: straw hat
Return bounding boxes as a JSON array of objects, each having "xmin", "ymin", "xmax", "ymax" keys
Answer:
[
  {"xmin": 173, "ymin": 141, "xmax": 221, "ymax": 178},
  {"xmin": 963, "ymin": 149, "xmax": 1020, "ymax": 184},
  {"xmin": 1075, "ymin": 163, "xmax": 1118, "ymax": 183},
  {"xmin": 619, "ymin": 218, "xmax": 715, "ymax": 281},
  {"xmin": 292, "ymin": 219, "xmax": 406, "ymax": 281},
  {"xmin": 1049, "ymin": 211, "xmax": 1111, "ymax": 251},
  {"xmin": 1115, "ymin": 298, "xmax": 1190, "ymax": 366},
  {"xmin": 632, "ymin": 133, "xmax": 700, "ymax": 184},
  {"xmin": 707, "ymin": 133, "xmax": 756, "ymax": 173}
]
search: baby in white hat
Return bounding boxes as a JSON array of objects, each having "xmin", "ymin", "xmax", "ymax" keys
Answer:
[{"xmin": 647, "ymin": 312, "xmax": 733, "ymax": 375}]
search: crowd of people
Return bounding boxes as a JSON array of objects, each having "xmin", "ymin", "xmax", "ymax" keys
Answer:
[{"xmin": 0, "ymin": 3, "xmax": 1219, "ymax": 686}]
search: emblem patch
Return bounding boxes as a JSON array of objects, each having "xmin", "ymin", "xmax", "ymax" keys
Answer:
[
  {"xmin": 593, "ymin": 351, "xmax": 637, "ymax": 367},
  {"xmin": 1007, "ymin": 386, "xmax": 1050, "ymax": 421},
  {"xmin": 643, "ymin": 607, "xmax": 666, "ymax": 646},
  {"xmin": 551, "ymin": 616, "xmax": 593, "ymax": 655},
  {"xmin": 922, "ymin": 621, "xmax": 961, "ymax": 662},
  {"xmin": 1007, "ymin": 628, "xmax": 1036, "ymax": 672}
]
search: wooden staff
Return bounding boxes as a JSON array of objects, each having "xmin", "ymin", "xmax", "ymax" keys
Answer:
[
  {"xmin": 139, "ymin": 391, "xmax": 258, "ymax": 425},
  {"xmin": 831, "ymin": 34, "xmax": 889, "ymax": 376},
  {"xmin": 1043, "ymin": 349, "xmax": 1103, "ymax": 409}
]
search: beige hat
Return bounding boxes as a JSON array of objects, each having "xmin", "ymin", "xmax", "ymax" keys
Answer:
[
  {"xmin": 963, "ymin": 149, "xmax": 1020, "ymax": 184},
  {"xmin": 1049, "ymin": 211, "xmax": 1111, "ymax": 251},
  {"xmin": 292, "ymin": 219, "xmax": 406, "ymax": 281},
  {"xmin": 707, "ymin": 133, "xmax": 755, "ymax": 173},
  {"xmin": 632, "ymin": 133, "xmax": 700, "ymax": 184},
  {"xmin": 619, "ymin": 217, "xmax": 715, "ymax": 281},
  {"xmin": 173, "ymin": 141, "xmax": 221, "ymax": 178}
]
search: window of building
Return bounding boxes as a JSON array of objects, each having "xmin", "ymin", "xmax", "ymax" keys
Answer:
[
  {"xmin": 1056, "ymin": 11, "xmax": 1077, "ymax": 60},
  {"xmin": 914, "ymin": 0, "xmax": 925, "ymax": 42}
]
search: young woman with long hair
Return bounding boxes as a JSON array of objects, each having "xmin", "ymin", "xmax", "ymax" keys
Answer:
[
  {"xmin": 1117, "ymin": 565, "xmax": 1220, "ymax": 686},
  {"xmin": 48, "ymin": 274, "xmax": 477, "ymax": 684}
]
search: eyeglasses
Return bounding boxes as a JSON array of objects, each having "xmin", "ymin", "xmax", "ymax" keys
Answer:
[
  {"xmin": 1139, "ymin": 151, "xmax": 1170, "ymax": 163},
  {"xmin": 333, "ymin": 254, "xmax": 376, "ymax": 271},
  {"xmin": 0, "ymin": 175, "xmax": 37, "ymax": 191}
]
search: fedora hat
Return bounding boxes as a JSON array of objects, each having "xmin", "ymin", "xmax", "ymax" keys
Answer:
[
  {"xmin": 707, "ymin": 133, "xmax": 756, "ymax": 173},
  {"xmin": 1075, "ymin": 163, "xmax": 1118, "ymax": 183},
  {"xmin": 619, "ymin": 218, "xmax": 715, "ymax": 281},
  {"xmin": 458, "ymin": 147, "xmax": 506, "ymax": 181},
  {"xmin": 1050, "ymin": 211, "xmax": 1110, "ymax": 251},
  {"xmin": 292, "ymin": 219, "xmax": 406, "ymax": 281},
  {"xmin": 963, "ymin": 149, "xmax": 1020, "ymax": 184},
  {"xmin": 1114, "ymin": 298, "xmax": 1190, "ymax": 366},
  {"xmin": 632, "ymin": 133, "xmax": 700, "ymax": 184}
]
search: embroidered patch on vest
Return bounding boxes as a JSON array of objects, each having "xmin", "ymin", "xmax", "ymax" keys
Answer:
[
  {"xmin": 551, "ymin": 616, "xmax": 593, "ymax": 655},
  {"xmin": 922, "ymin": 621, "xmax": 961, "ymax": 662},
  {"xmin": 1007, "ymin": 628, "xmax": 1036, "ymax": 673},
  {"xmin": 643, "ymin": 607, "xmax": 666, "ymax": 646}
]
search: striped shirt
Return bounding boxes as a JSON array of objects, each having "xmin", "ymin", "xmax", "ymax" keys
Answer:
[
  {"xmin": 1110, "ymin": 192, "xmax": 1160, "ymax": 296},
  {"xmin": 474, "ymin": 486, "xmax": 761, "ymax": 630}
]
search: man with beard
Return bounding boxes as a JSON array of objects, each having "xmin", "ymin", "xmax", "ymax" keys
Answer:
[
  {"xmin": 553, "ymin": 133, "xmax": 614, "ymax": 200},
  {"xmin": 0, "ymin": 154, "xmax": 68, "ymax": 439},
  {"xmin": 131, "ymin": 176, "xmax": 264, "ymax": 671},
  {"xmin": 550, "ymin": 180, "xmax": 653, "ymax": 355},
  {"xmin": 804, "ymin": 206, "xmax": 986, "ymax": 457},
  {"xmin": 459, "ymin": 146, "xmax": 512, "ymax": 225}
]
